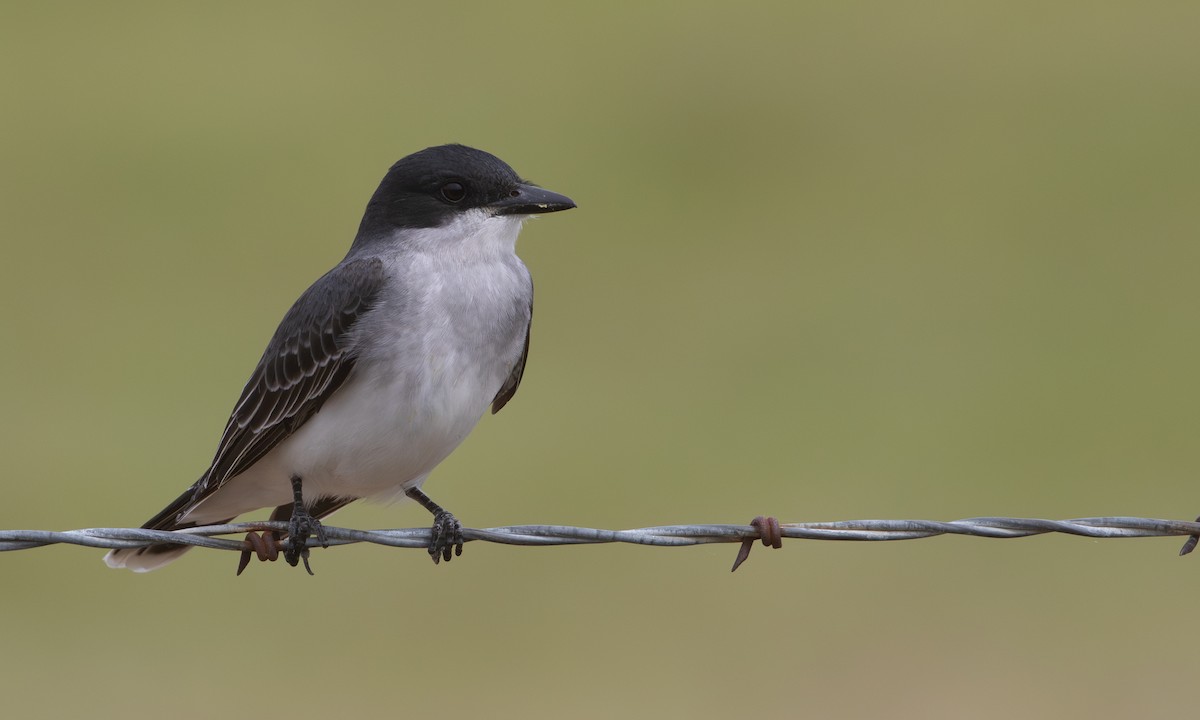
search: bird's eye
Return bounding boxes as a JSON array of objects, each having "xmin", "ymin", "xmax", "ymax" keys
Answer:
[{"xmin": 440, "ymin": 182, "xmax": 466, "ymax": 203}]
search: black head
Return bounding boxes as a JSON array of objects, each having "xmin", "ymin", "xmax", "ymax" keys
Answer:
[{"xmin": 353, "ymin": 144, "xmax": 575, "ymax": 242}]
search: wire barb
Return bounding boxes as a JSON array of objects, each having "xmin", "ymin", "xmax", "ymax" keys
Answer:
[
  {"xmin": 2, "ymin": 515, "xmax": 1200, "ymax": 569},
  {"xmin": 1179, "ymin": 515, "xmax": 1200, "ymax": 557},
  {"xmin": 731, "ymin": 515, "xmax": 784, "ymax": 572}
]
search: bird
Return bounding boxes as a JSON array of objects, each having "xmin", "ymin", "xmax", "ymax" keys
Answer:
[{"xmin": 104, "ymin": 144, "xmax": 575, "ymax": 573}]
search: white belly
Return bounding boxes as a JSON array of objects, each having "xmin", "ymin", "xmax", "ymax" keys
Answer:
[
  {"xmin": 182, "ymin": 216, "xmax": 532, "ymax": 524},
  {"xmin": 186, "ymin": 354, "xmax": 498, "ymax": 522}
]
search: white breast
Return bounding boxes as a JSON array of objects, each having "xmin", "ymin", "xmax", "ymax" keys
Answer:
[{"xmin": 182, "ymin": 211, "xmax": 532, "ymax": 523}]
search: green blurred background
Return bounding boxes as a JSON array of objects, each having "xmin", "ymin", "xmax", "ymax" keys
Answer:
[{"xmin": 2, "ymin": 2, "xmax": 1199, "ymax": 717}]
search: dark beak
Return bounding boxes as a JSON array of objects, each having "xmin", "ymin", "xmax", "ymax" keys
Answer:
[{"xmin": 490, "ymin": 183, "xmax": 577, "ymax": 216}]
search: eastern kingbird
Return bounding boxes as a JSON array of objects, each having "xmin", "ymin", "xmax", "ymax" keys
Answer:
[{"xmin": 104, "ymin": 144, "xmax": 575, "ymax": 573}]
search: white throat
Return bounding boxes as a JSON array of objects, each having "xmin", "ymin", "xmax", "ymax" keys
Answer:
[{"xmin": 403, "ymin": 209, "xmax": 527, "ymax": 262}]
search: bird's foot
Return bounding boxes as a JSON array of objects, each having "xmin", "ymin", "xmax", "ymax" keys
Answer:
[
  {"xmin": 730, "ymin": 515, "xmax": 784, "ymax": 572},
  {"xmin": 285, "ymin": 507, "xmax": 329, "ymax": 574},
  {"xmin": 429, "ymin": 510, "xmax": 464, "ymax": 565},
  {"xmin": 404, "ymin": 486, "xmax": 465, "ymax": 565}
]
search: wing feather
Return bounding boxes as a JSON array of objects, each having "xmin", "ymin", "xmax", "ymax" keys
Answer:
[
  {"xmin": 186, "ymin": 256, "xmax": 387, "ymax": 510},
  {"xmin": 491, "ymin": 301, "xmax": 532, "ymax": 414}
]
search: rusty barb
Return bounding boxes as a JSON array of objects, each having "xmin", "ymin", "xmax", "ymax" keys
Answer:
[{"xmin": 731, "ymin": 516, "xmax": 784, "ymax": 572}]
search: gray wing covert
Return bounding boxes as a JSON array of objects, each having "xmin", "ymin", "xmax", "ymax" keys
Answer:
[{"xmin": 491, "ymin": 303, "xmax": 531, "ymax": 414}]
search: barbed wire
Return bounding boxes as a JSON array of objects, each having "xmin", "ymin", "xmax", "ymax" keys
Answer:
[{"xmin": 2, "ymin": 515, "xmax": 1199, "ymax": 571}]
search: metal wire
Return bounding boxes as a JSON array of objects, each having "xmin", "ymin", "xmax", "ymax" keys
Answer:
[{"xmin": 2, "ymin": 516, "xmax": 1199, "ymax": 559}]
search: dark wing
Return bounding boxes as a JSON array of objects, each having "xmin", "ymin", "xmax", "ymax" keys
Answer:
[
  {"xmin": 191, "ymin": 256, "xmax": 387, "ymax": 503},
  {"xmin": 491, "ymin": 302, "xmax": 531, "ymax": 414}
]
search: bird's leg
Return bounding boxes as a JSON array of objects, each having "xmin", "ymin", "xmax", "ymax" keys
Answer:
[
  {"xmin": 284, "ymin": 474, "xmax": 328, "ymax": 574},
  {"xmin": 405, "ymin": 487, "xmax": 464, "ymax": 564},
  {"xmin": 236, "ymin": 480, "xmax": 323, "ymax": 575}
]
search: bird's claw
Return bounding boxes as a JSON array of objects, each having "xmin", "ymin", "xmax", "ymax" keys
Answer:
[
  {"xmin": 235, "ymin": 516, "xmax": 329, "ymax": 575},
  {"xmin": 730, "ymin": 515, "xmax": 784, "ymax": 572},
  {"xmin": 285, "ymin": 511, "xmax": 329, "ymax": 575},
  {"xmin": 429, "ymin": 510, "xmax": 464, "ymax": 564}
]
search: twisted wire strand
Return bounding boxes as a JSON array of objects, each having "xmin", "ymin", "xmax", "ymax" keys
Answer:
[{"xmin": 2, "ymin": 516, "xmax": 1199, "ymax": 555}]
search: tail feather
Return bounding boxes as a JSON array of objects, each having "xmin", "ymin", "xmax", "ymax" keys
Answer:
[
  {"xmin": 103, "ymin": 485, "xmax": 230, "ymax": 573},
  {"xmin": 105, "ymin": 542, "xmax": 201, "ymax": 573}
]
